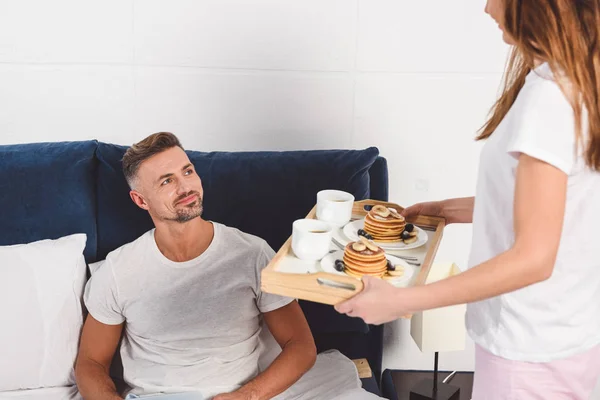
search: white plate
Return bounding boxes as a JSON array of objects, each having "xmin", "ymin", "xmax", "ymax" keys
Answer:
[
  {"xmin": 320, "ymin": 251, "xmax": 416, "ymax": 288},
  {"xmin": 342, "ymin": 218, "xmax": 428, "ymax": 250}
]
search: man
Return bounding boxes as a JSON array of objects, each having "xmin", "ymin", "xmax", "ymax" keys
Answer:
[{"xmin": 75, "ymin": 132, "xmax": 381, "ymax": 400}]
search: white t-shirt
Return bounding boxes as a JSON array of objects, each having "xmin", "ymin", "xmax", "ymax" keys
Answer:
[
  {"xmin": 466, "ymin": 62, "xmax": 600, "ymax": 362},
  {"xmin": 84, "ymin": 222, "xmax": 293, "ymax": 398}
]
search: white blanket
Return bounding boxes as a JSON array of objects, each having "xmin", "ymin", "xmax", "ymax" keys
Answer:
[
  {"xmin": 0, "ymin": 386, "xmax": 82, "ymax": 400},
  {"xmin": 272, "ymin": 351, "xmax": 384, "ymax": 400},
  {"xmin": 126, "ymin": 351, "xmax": 384, "ymax": 400},
  {"xmin": 0, "ymin": 352, "xmax": 382, "ymax": 400}
]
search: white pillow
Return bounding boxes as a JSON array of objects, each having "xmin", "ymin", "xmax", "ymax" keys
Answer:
[
  {"xmin": 0, "ymin": 233, "xmax": 88, "ymax": 391},
  {"xmin": 88, "ymin": 260, "xmax": 104, "ymax": 275}
]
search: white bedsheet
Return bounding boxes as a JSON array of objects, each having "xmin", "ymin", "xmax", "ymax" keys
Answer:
[
  {"xmin": 0, "ymin": 352, "xmax": 382, "ymax": 400},
  {"xmin": 271, "ymin": 350, "xmax": 384, "ymax": 400},
  {"xmin": 0, "ymin": 386, "xmax": 82, "ymax": 400}
]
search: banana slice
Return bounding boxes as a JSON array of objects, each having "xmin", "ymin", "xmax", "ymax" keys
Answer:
[
  {"xmin": 359, "ymin": 236, "xmax": 380, "ymax": 252},
  {"xmin": 387, "ymin": 267, "xmax": 405, "ymax": 277},
  {"xmin": 372, "ymin": 205, "xmax": 391, "ymax": 218},
  {"xmin": 403, "ymin": 236, "xmax": 418, "ymax": 245},
  {"xmin": 352, "ymin": 242, "xmax": 367, "ymax": 252},
  {"xmin": 389, "ymin": 208, "xmax": 404, "ymax": 220}
]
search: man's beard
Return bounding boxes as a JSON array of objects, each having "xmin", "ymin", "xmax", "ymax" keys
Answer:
[{"xmin": 166, "ymin": 191, "xmax": 204, "ymax": 223}]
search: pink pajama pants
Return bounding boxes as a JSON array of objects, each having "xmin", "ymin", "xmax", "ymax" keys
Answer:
[{"xmin": 471, "ymin": 344, "xmax": 600, "ymax": 399}]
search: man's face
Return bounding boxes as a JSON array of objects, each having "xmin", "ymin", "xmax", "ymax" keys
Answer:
[{"xmin": 131, "ymin": 147, "xmax": 204, "ymax": 224}]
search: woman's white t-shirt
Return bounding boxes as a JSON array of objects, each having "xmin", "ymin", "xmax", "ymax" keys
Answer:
[{"xmin": 466, "ymin": 62, "xmax": 600, "ymax": 362}]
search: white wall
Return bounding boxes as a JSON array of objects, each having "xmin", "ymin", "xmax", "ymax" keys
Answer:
[{"xmin": 0, "ymin": 0, "xmax": 511, "ymax": 375}]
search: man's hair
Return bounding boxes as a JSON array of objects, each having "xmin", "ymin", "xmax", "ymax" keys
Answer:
[{"xmin": 122, "ymin": 132, "xmax": 184, "ymax": 188}]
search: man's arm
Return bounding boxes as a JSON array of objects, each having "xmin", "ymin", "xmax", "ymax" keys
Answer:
[
  {"xmin": 213, "ymin": 301, "xmax": 317, "ymax": 400},
  {"xmin": 75, "ymin": 315, "xmax": 124, "ymax": 400}
]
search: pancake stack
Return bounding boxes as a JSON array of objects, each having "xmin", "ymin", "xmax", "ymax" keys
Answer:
[
  {"xmin": 342, "ymin": 237, "xmax": 388, "ymax": 278},
  {"xmin": 364, "ymin": 205, "xmax": 406, "ymax": 242}
]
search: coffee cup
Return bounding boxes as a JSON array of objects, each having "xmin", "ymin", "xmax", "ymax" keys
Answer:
[
  {"xmin": 316, "ymin": 189, "xmax": 355, "ymax": 228},
  {"xmin": 291, "ymin": 219, "xmax": 333, "ymax": 261}
]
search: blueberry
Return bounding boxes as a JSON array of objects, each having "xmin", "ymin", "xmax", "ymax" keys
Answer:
[
  {"xmin": 358, "ymin": 229, "xmax": 374, "ymax": 240},
  {"xmin": 364, "ymin": 205, "xmax": 373, "ymax": 211},
  {"xmin": 335, "ymin": 260, "xmax": 345, "ymax": 272},
  {"xmin": 405, "ymin": 223, "xmax": 415, "ymax": 233},
  {"xmin": 387, "ymin": 260, "xmax": 395, "ymax": 271},
  {"xmin": 401, "ymin": 231, "xmax": 411, "ymax": 240}
]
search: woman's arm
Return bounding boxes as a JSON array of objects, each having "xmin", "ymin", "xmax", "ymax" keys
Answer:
[
  {"xmin": 336, "ymin": 154, "xmax": 568, "ymax": 324},
  {"xmin": 401, "ymin": 197, "xmax": 475, "ymax": 224}
]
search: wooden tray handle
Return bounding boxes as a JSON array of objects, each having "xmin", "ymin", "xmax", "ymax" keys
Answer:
[
  {"xmin": 289, "ymin": 271, "xmax": 363, "ymax": 296},
  {"xmin": 313, "ymin": 272, "xmax": 364, "ymax": 294},
  {"xmin": 352, "ymin": 199, "xmax": 404, "ymax": 215},
  {"xmin": 262, "ymin": 270, "xmax": 365, "ymax": 306}
]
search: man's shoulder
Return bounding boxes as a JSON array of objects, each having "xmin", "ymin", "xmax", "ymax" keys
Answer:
[
  {"xmin": 216, "ymin": 223, "xmax": 272, "ymax": 254},
  {"xmin": 102, "ymin": 229, "xmax": 155, "ymax": 268}
]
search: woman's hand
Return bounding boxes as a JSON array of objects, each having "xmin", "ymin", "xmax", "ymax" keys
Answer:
[
  {"xmin": 401, "ymin": 201, "xmax": 444, "ymax": 220},
  {"xmin": 402, "ymin": 197, "xmax": 475, "ymax": 225},
  {"xmin": 334, "ymin": 277, "xmax": 415, "ymax": 325}
]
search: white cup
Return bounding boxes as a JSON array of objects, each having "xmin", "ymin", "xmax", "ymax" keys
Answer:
[
  {"xmin": 316, "ymin": 189, "xmax": 355, "ymax": 228},
  {"xmin": 292, "ymin": 219, "xmax": 333, "ymax": 261}
]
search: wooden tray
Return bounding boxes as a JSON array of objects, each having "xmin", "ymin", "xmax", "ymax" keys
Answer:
[{"xmin": 261, "ymin": 199, "xmax": 445, "ymax": 308}]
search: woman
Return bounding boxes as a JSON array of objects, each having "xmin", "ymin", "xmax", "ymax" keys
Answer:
[{"xmin": 335, "ymin": 0, "xmax": 600, "ymax": 398}]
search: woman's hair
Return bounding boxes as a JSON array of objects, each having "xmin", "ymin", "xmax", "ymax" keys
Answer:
[{"xmin": 477, "ymin": 0, "xmax": 600, "ymax": 171}]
